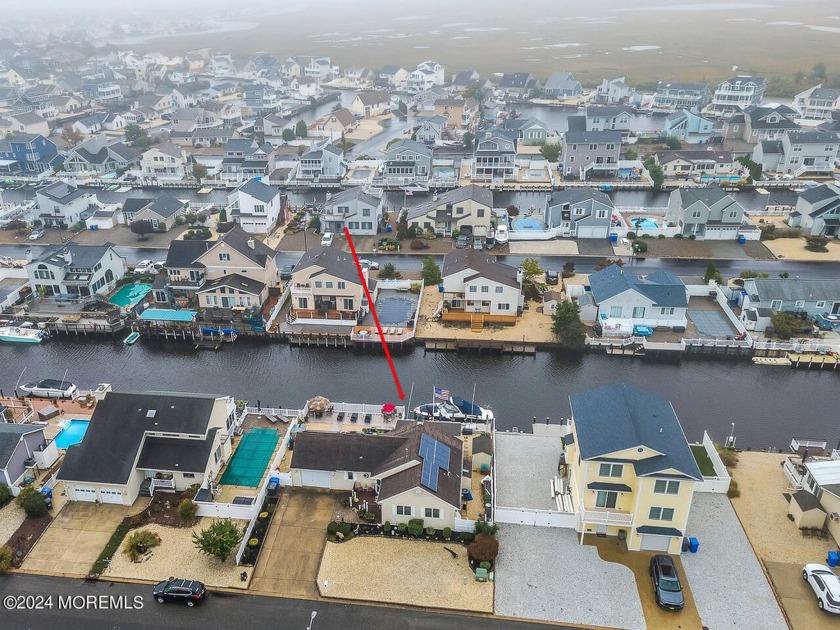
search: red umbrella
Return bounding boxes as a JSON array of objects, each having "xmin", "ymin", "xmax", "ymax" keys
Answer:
[{"xmin": 381, "ymin": 403, "xmax": 396, "ymax": 414}]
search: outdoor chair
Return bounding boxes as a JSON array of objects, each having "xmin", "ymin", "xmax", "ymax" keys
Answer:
[
  {"xmin": 337, "ymin": 412, "xmax": 345, "ymax": 422},
  {"xmin": 364, "ymin": 414, "xmax": 372, "ymax": 424}
]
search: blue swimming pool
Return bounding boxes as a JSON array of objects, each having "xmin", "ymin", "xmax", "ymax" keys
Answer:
[
  {"xmin": 110, "ymin": 284, "xmax": 152, "ymax": 308},
  {"xmin": 54, "ymin": 420, "xmax": 90, "ymax": 449},
  {"xmin": 512, "ymin": 216, "xmax": 543, "ymax": 230},
  {"xmin": 631, "ymin": 217, "xmax": 659, "ymax": 229},
  {"xmin": 701, "ymin": 175, "xmax": 742, "ymax": 182}
]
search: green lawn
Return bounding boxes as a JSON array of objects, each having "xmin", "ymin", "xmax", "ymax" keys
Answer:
[{"xmin": 691, "ymin": 444, "xmax": 717, "ymax": 478}]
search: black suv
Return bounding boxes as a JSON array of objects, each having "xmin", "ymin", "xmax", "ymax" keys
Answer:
[
  {"xmin": 152, "ymin": 578, "xmax": 208, "ymax": 607},
  {"xmin": 545, "ymin": 270, "xmax": 559, "ymax": 285},
  {"xmin": 649, "ymin": 555, "xmax": 685, "ymax": 610}
]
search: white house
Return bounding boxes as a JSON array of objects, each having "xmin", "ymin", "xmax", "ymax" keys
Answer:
[
  {"xmin": 350, "ymin": 91, "xmax": 392, "ymax": 118},
  {"xmin": 406, "ymin": 61, "xmax": 446, "ymax": 93},
  {"xmin": 35, "ymin": 182, "xmax": 91, "ymax": 228},
  {"xmin": 787, "ymin": 183, "xmax": 840, "ymax": 237},
  {"xmin": 320, "ymin": 186, "xmax": 383, "ymax": 236},
  {"xmin": 440, "ymin": 248, "xmax": 523, "ymax": 325},
  {"xmin": 140, "ymin": 144, "xmax": 189, "ymax": 180},
  {"xmin": 228, "ymin": 179, "xmax": 284, "ymax": 235},
  {"xmin": 27, "ymin": 242, "xmax": 125, "ymax": 298}
]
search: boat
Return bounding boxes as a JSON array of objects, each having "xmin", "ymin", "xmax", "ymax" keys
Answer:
[
  {"xmin": 123, "ymin": 331, "xmax": 140, "ymax": 345},
  {"xmin": 0, "ymin": 322, "xmax": 48, "ymax": 343},
  {"xmin": 20, "ymin": 379, "xmax": 78, "ymax": 399},
  {"xmin": 495, "ymin": 224, "xmax": 509, "ymax": 245},
  {"xmin": 412, "ymin": 402, "xmax": 460, "ymax": 421},
  {"xmin": 449, "ymin": 396, "xmax": 494, "ymax": 421},
  {"xmin": 401, "ymin": 182, "xmax": 429, "ymax": 194}
]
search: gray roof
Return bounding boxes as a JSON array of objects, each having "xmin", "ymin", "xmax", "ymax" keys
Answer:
[
  {"xmin": 238, "ymin": 179, "xmax": 280, "ymax": 204},
  {"xmin": 326, "ymin": 186, "xmax": 381, "ymax": 208},
  {"xmin": 147, "ymin": 194, "xmax": 186, "ymax": 219},
  {"xmin": 291, "ymin": 431, "xmax": 409, "ymax": 472},
  {"xmin": 760, "ymin": 140, "xmax": 783, "ymax": 154},
  {"xmin": 544, "ymin": 71, "xmax": 580, "ymax": 90},
  {"xmin": 656, "ymin": 81, "xmax": 709, "ymax": 92},
  {"xmin": 658, "ymin": 150, "xmax": 733, "ymax": 165},
  {"xmin": 214, "ymin": 225, "xmax": 276, "ymax": 267},
  {"xmin": 0, "ymin": 423, "xmax": 44, "ymax": 468},
  {"xmin": 499, "ymin": 73, "xmax": 537, "ymax": 89},
  {"xmin": 38, "ymin": 182, "xmax": 85, "ymax": 204},
  {"xmin": 548, "ymin": 187, "xmax": 614, "ymax": 208},
  {"xmin": 121, "ymin": 198, "xmax": 154, "ymax": 215},
  {"xmin": 564, "ymin": 130, "xmax": 623, "ymax": 144},
  {"xmin": 792, "ymin": 489, "xmax": 825, "ymax": 513},
  {"xmin": 12, "ymin": 111, "xmax": 46, "ymax": 125},
  {"xmin": 786, "ymin": 130, "xmax": 838, "ymax": 144},
  {"xmin": 799, "ymin": 183, "xmax": 840, "ymax": 204},
  {"xmin": 441, "ymin": 248, "xmax": 520, "ymax": 289},
  {"xmin": 58, "ymin": 392, "xmax": 222, "ymax": 484},
  {"xmin": 473, "ymin": 433, "xmax": 492, "ymax": 455},
  {"xmin": 295, "ymin": 245, "xmax": 363, "ymax": 284},
  {"xmin": 570, "ymin": 383, "xmax": 702, "ymax": 480},
  {"xmin": 721, "ymin": 75, "xmax": 766, "ymax": 88},
  {"xmin": 407, "ymin": 185, "xmax": 492, "ymax": 221},
  {"xmin": 586, "ymin": 105, "xmax": 634, "ymax": 118},
  {"xmin": 354, "ymin": 90, "xmax": 391, "ymax": 106},
  {"xmin": 676, "ymin": 184, "xmax": 735, "ymax": 209},
  {"xmin": 198, "ymin": 273, "xmax": 266, "ymax": 296},
  {"xmin": 588, "ymin": 265, "xmax": 688, "ymax": 308},
  {"xmin": 136, "ymin": 429, "xmax": 218, "ymax": 474},
  {"xmin": 165, "ymin": 239, "xmax": 213, "ymax": 268},
  {"xmin": 387, "ymin": 138, "xmax": 432, "ymax": 158},
  {"xmin": 34, "ymin": 242, "xmax": 119, "ymax": 269},
  {"xmin": 749, "ymin": 278, "xmax": 840, "ymax": 302}
]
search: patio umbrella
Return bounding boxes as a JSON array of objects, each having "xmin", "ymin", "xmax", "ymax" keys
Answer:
[
  {"xmin": 308, "ymin": 396, "xmax": 331, "ymax": 413},
  {"xmin": 381, "ymin": 402, "xmax": 396, "ymax": 414}
]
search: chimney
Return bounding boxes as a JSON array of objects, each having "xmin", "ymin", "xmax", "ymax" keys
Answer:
[
  {"xmin": 26, "ymin": 248, "xmax": 33, "ymax": 263},
  {"xmin": 63, "ymin": 248, "xmax": 72, "ymax": 265},
  {"xmin": 516, "ymin": 267, "xmax": 523, "ymax": 285},
  {"xmin": 247, "ymin": 238, "xmax": 255, "ymax": 250}
]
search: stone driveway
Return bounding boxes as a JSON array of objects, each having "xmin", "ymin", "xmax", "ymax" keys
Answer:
[
  {"xmin": 22, "ymin": 501, "xmax": 146, "ymax": 577},
  {"xmin": 495, "ymin": 526, "xmax": 645, "ymax": 630},
  {"xmin": 249, "ymin": 489, "xmax": 342, "ymax": 598}
]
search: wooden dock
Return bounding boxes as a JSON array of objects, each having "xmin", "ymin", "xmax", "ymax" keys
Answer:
[
  {"xmin": 788, "ymin": 353, "xmax": 839, "ymax": 369},
  {"xmin": 752, "ymin": 356, "xmax": 791, "ymax": 366}
]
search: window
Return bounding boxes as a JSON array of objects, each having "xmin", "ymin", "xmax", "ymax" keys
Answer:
[
  {"xmin": 456, "ymin": 206, "xmax": 464, "ymax": 215},
  {"xmin": 205, "ymin": 295, "xmax": 218, "ymax": 306},
  {"xmin": 424, "ymin": 508, "xmax": 441, "ymax": 519},
  {"xmin": 606, "ymin": 143, "xmax": 615, "ymax": 151},
  {"xmin": 342, "ymin": 298, "xmax": 354, "ymax": 310},
  {"xmin": 477, "ymin": 208, "xmax": 485, "ymax": 218},
  {"xmin": 816, "ymin": 301, "xmax": 826, "ymax": 309},
  {"xmin": 314, "ymin": 281, "xmax": 323, "ymax": 288},
  {"xmin": 219, "ymin": 253, "xmax": 231, "ymax": 262},
  {"xmin": 649, "ymin": 507, "xmax": 675, "ymax": 521},
  {"xmin": 183, "ymin": 472, "xmax": 195, "ymax": 479},
  {"xmin": 253, "ymin": 204, "xmax": 265, "ymax": 214},
  {"xmin": 595, "ymin": 491, "xmax": 617, "ymax": 509},
  {"xmin": 325, "ymin": 281, "xmax": 333, "ymax": 289},
  {"xmin": 660, "ymin": 307, "xmax": 675, "ymax": 315},
  {"xmin": 691, "ymin": 211, "xmax": 701, "ymax": 218},
  {"xmin": 609, "ymin": 305, "xmax": 623, "ymax": 318},
  {"xmin": 495, "ymin": 286, "xmax": 503, "ymax": 294},
  {"xmin": 794, "ymin": 300, "xmax": 805, "ymax": 309},
  {"xmin": 654, "ymin": 480, "xmax": 681, "ymax": 494},
  {"xmin": 362, "ymin": 222, "xmax": 373, "ymax": 230},
  {"xmin": 337, "ymin": 281, "xmax": 346, "ymax": 289},
  {"xmin": 297, "ymin": 297, "xmax": 308, "ymax": 308},
  {"xmin": 346, "ymin": 472, "xmax": 354, "ymax": 480},
  {"xmin": 498, "ymin": 303, "xmax": 510, "ymax": 311},
  {"xmin": 481, "ymin": 286, "xmax": 489, "ymax": 293},
  {"xmin": 599, "ymin": 463, "xmax": 623, "ymax": 478},
  {"xmin": 632, "ymin": 306, "xmax": 645, "ymax": 318},
  {"xmin": 574, "ymin": 208, "xmax": 584, "ymax": 215},
  {"xmin": 396, "ymin": 505, "xmax": 412, "ymax": 516},
  {"xmin": 589, "ymin": 144, "xmax": 597, "ymax": 150},
  {"xmin": 469, "ymin": 286, "xmax": 477, "ymax": 293},
  {"xmin": 569, "ymin": 156, "xmax": 575, "ymax": 163},
  {"xmin": 597, "ymin": 209, "xmax": 607, "ymax": 219},
  {"xmin": 362, "ymin": 208, "xmax": 370, "ymax": 217}
]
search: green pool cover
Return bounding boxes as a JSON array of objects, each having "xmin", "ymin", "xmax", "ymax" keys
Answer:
[{"xmin": 218, "ymin": 428, "xmax": 280, "ymax": 487}]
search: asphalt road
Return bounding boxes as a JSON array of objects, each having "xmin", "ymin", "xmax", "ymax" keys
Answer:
[{"xmin": 0, "ymin": 574, "xmax": 565, "ymax": 630}]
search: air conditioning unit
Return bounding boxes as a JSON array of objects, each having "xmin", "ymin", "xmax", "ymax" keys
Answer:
[
  {"xmin": 830, "ymin": 512, "xmax": 839, "ymax": 521},
  {"xmin": 363, "ymin": 473, "xmax": 370, "ymax": 478}
]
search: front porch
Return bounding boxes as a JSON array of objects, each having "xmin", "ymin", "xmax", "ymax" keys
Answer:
[{"xmin": 287, "ymin": 307, "xmax": 360, "ymax": 325}]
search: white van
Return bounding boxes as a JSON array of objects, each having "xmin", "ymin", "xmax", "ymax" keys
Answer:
[{"xmin": 320, "ymin": 232, "xmax": 334, "ymax": 246}]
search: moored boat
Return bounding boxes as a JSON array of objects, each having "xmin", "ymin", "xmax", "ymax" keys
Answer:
[
  {"xmin": 20, "ymin": 379, "xmax": 78, "ymax": 399},
  {"xmin": 0, "ymin": 322, "xmax": 48, "ymax": 343},
  {"xmin": 450, "ymin": 396, "xmax": 494, "ymax": 421},
  {"xmin": 123, "ymin": 331, "xmax": 140, "ymax": 345}
]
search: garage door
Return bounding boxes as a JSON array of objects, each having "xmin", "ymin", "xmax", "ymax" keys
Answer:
[
  {"xmin": 73, "ymin": 487, "xmax": 97, "ymax": 502},
  {"xmin": 300, "ymin": 470, "xmax": 332, "ymax": 488},
  {"xmin": 98, "ymin": 489, "xmax": 124, "ymax": 505},
  {"xmin": 640, "ymin": 534, "xmax": 672, "ymax": 552},
  {"xmin": 576, "ymin": 226, "xmax": 608, "ymax": 239}
]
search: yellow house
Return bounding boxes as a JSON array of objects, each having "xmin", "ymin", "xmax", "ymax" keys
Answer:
[{"xmin": 566, "ymin": 383, "xmax": 702, "ymax": 554}]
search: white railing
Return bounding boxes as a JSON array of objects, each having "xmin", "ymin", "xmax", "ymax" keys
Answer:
[
  {"xmin": 244, "ymin": 406, "xmax": 302, "ymax": 420},
  {"xmin": 581, "ymin": 507, "xmax": 633, "ymax": 526},
  {"xmin": 351, "ymin": 328, "xmax": 415, "ymax": 343},
  {"xmin": 782, "ymin": 458, "xmax": 805, "ymax": 490},
  {"xmin": 494, "ymin": 506, "xmax": 577, "ymax": 528},
  {"xmin": 150, "ymin": 478, "xmax": 176, "ymax": 493},
  {"xmin": 453, "ymin": 517, "xmax": 477, "ymax": 533},
  {"xmin": 692, "ymin": 430, "xmax": 731, "ymax": 494},
  {"xmin": 585, "ymin": 336, "xmax": 645, "ymax": 347},
  {"xmin": 791, "ymin": 438, "xmax": 828, "ymax": 451}
]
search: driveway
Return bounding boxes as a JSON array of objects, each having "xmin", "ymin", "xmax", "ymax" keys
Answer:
[
  {"xmin": 766, "ymin": 561, "xmax": 840, "ymax": 630},
  {"xmin": 681, "ymin": 493, "xmax": 787, "ymax": 630},
  {"xmin": 22, "ymin": 501, "xmax": 145, "ymax": 577},
  {"xmin": 495, "ymin": 526, "xmax": 645, "ymax": 630},
  {"xmin": 250, "ymin": 489, "xmax": 342, "ymax": 598}
]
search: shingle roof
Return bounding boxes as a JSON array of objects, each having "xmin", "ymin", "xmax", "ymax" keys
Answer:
[
  {"xmin": 198, "ymin": 273, "xmax": 266, "ymax": 296},
  {"xmin": 799, "ymin": 183, "xmax": 839, "ymax": 204},
  {"xmin": 148, "ymin": 194, "xmax": 186, "ymax": 218},
  {"xmin": 34, "ymin": 242, "xmax": 118, "ymax": 269},
  {"xmin": 570, "ymin": 383, "xmax": 702, "ymax": 480},
  {"xmin": 354, "ymin": 90, "xmax": 391, "ymax": 106},
  {"xmin": 676, "ymin": 184, "xmax": 733, "ymax": 208},
  {"xmin": 121, "ymin": 198, "xmax": 154, "ymax": 215},
  {"xmin": 212, "ymin": 225, "xmax": 276, "ymax": 267},
  {"xmin": 588, "ymin": 264, "xmax": 688, "ymax": 308},
  {"xmin": 295, "ymin": 245, "xmax": 363, "ymax": 284},
  {"xmin": 165, "ymin": 239, "xmax": 212, "ymax": 268},
  {"xmin": 749, "ymin": 278, "xmax": 840, "ymax": 302},
  {"xmin": 656, "ymin": 81, "xmax": 709, "ymax": 92},
  {"xmin": 0, "ymin": 423, "xmax": 43, "ymax": 468},
  {"xmin": 792, "ymin": 489, "xmax": 825, "ymax": 513},
  {"xmin": 407, "ymin": 185, "xmax": 492, "ymax": 221},
  {"xmin": 564, "ymin": 130, "xmax": 623, "ymax": 144},
  {"xmin": 786, "ymin": 130, "xmax": 838, "ymax": 144},
  {"xmin": 548, "ymin": 187, "xmax": 614, "ymax": 208},
  {"xmin": 38, "ymin": 181, "xmax": 85, "ymax": 203},
  {"xmin": 136, "ymin": 429, "xmax": 218, "ymax": 473},
  {"xmin": 441, "ymin": 248, "xmax": 520, "ymax": 289},
  {"xmin": 326, "ymin": 185, "xmax": 381, "ymax": 208},
  {"xmin": 238, "ymin": 179, "xmax": 280, "ymax": 204}
]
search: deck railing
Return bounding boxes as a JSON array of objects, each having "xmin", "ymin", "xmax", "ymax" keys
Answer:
[{"xmin": 581, "ymin": 507, "xmax": 633, "ymax": 526}]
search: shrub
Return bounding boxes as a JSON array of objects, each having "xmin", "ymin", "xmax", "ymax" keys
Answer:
[
  {"xmin": 337, "ymin": 522, "xmax": 353, "ymax": 536},
  {"xmin": 422, "ymin": 229, "xmax": 436, "ymax": 240},
  {"xmin": 178, "ymin": 498, "xmax": 198, "ymax": 524},
  {"xmin": 123, "ymin": 529, "xmax": 161, "ymax": 562},
  {"xmin": 327, "ymin": 522, "xmax": 339, "ymax": 535},
  {"xmin": 0, "ymin": 545, "xmax": 13, "ymax": 572},
  {"xmin": 259, "ymin": 511, "xmax": 269, "ymax": 519},
  {"xmin": 384, "ymin": 521, "xmax": 392, "ymax": 534},
  {"xmin": 129, "ymin": 514, "xmax": 145, "ymax": 529},
  {"xmin": 397, "ymin": 523, "xmax": 407, "ymax": 534},
  {"xmin": 0, "ymin": 484, "xmax": 12, "ymax": 507},
  {"xmin": 425, "ymin": 527, "xmax": 436, "ymax": 536},
  {"xmin": 460, "ymin": 532, "xmax": 475, "ymax": 544},
  {"xmin": 674, "ymin": 233, "xmax": 683, "ymax": 239},
  {"xmin": 474, "ymin": 520, "xmax": 498, "ymax": 536},
  {"xmin": 626, "ymin": 231, "xmax": 636, "ymax": 240},
  {"xmin": 633, "ymin": 239, "xmax": 648, "ymax": 254},
  {"xmin": 717, "ymin": 445, "xmax": 739, "ymax": 469},
  {"xmin": 479, "ymin": 561, "xmax": 492, "ymax": 570},
  {"xmin": 443, "ymin": 527, "xmax": 452, "ymax": 540},
  {"xmin": 192, "ymin": 518, "xmax": 243, "ymax": 562},
  {"xmin": 248, "ymin": 538, "xmax": 259, "ymax": 547},
  {"xmin": 410, "ymin": 239, "xmax": 428, "ymax": 250},
  {"xmin": 468, "ymin": 534, "xmax": 500, "ymax": 562},
  {"xmin": 363, "ymin": 512, "xmax": 377, "ymax": 522},
  {"xmin": 407, "ymin": 518, "xmax": 425, "ymax": 538},
  {"xmin": 688, "ymin": 234, "xmax": 696, "ymax": 240},
  {"xmin": 16, "ymin": 486, "xmax": 47, "ymax": 517},
  {"xmin": 727, "ymin": 479, "xmax": 741, "ymax": 499}
]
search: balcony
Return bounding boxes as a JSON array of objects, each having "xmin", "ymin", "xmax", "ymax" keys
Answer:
[
  {"xmin": 167, "ymin": 275, "xmax": 205, "ymax": 290},
  {"xmin": 581, "ymin": 507, "xmax": 633, "ymax": 526}
]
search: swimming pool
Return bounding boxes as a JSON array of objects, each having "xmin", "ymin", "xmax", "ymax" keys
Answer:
[
  {"xmin": 512, "ymin": 216, "xmax": 543, "ymax": 230},
  {"xmin": 54, "ymin": 420, "xmax": 90, "ymax": 449},
  {"xmin": 630, "ymin": 217, "xmax": 659, "ymax": 229},
  {"xmin": 348, "ymin": 169, "xmax": 371, "ymax": 180},
  {"xmin": 700, "ymin": 175, "xmax": 742, "ymax": 182},
  {"xmin": 110, "ymin": 284, "xmax": 153, "ymax": 308},
  {"xmin": 432, "ymin": 166, "xmax": 456, "ymax": 178}
]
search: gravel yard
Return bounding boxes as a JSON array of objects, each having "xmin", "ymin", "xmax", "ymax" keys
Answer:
[
  {"xmin": 317, "ymin": 537, "xmax": 493, "ymax": 612},
  {"xmin": 681, "ymin": 493, "xmax": 787, "ymax": 630},
  {"xmin": 0, "ymin": 502, "xmax": 27, "ymax": 546},
  {"xmin": 495, "ymin": 526, "xmax": 645, "ymax": 630},
  {"xmin": 495, "ymin": 433, "xmax": 560, "ymax": 510},
  {"xmin": 104, "ymin": 520, "xmax": 249, "ymax": 589}
]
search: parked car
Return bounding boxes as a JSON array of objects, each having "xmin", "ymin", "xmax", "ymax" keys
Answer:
[
  {"xmin": 455, "ymin": 234, "xmax": 469, "ymax": 249},
  {"xmin": 28, "ymin": 227, "xmax": 45, "ymax": 241},
  {"xmin": 152, "ymin": 578, "xmax": 208, "ymax": 607},
  {"xmin": 320, "ymin": 232, "xmax": 334, "ymax": 246},
  {"xmin": 152, "ymin": 261, "xmax": 165, "ymax": 272},
  {"xmin": 280, "ymin": 264, "xmax": 295, "ymax": 280},
  {"xmin": 472, "ymin": 237, "xmax": 483, "ymax": 250},
  {"xmin": 803, "ymin": 564, "xmax": 840, "ymax": 613},
  {"xmin": 133, "ymin": 260, "xmax": 155, "ymax": 274},
  {"xmin": 545, "ymin": 270, "xmax": 559, "ymax": 285},
  {"xmin": 649, "ymin": 555, "xmax": 685, "ymax": 611},
  {"xmin": 359, "ymin": 259, "xmax": 379, "ymax": 270}
]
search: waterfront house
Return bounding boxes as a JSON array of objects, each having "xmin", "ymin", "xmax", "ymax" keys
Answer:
[
  {"xmin": 293, "ymin": 143, "xmax": 345, "ymax": 182},
  {"xmin": 350, "ymin": 91, "xmax": 392, "ymax": 118},
  {"xmin": 415, "ymin": 115, "xmax": 447, "ymax": 145},
  {"xmin": 496, "ymin": 73, "xmax": 541, "ymax": 99},
  {"xmin": 499, "ymin": 117, "xmax": 549, "ymax": 145},
  {"xmin": 655, "ymin": 150, "xmax": 738, "ymax": 180},
  {"xmin": 594, "ymin": 77, "xmax": 639, "ymax": 105},
  {"xmin": 27, "ymin": 242, "xmax": 125, "ymax": 298},
  {"xmin": 58, "ymin": 392, "xmax": 239, "ymax": 506},
  {"xmin": 709, "ymin": 76, "xmax": 766, "ymax": 117},
  {"xmin": 566, "ymin": 383, "xmax": 702, "ymax": 553},
  {"xmin": 196, "ymin": 273, "xmax": 268, "ymax": 310},
  {"xmin": 0, "ymin": 133, "xmax": 62, "ymax": 174},
  {"xmin": 787, "ymin": 183, "xmax": 840, "ymax": 237},
  {"xmin": 472, "ymin": 129, "xmax": 518, "ymax": 181},
  {"xmin": 132, "ymin": 194, "xmax": 187, "ymax": 232},
  {"xmin": 650, "ymin": 81, "xmax": 712, "ymax": 112},
  {"xmin": 0, "ymin": 423, "xmax": 58, "ymax": 496},
  {"xmin": 189, "ymin": 127, "xmax": 235, "ymax": 149},
  {"xmin": 722, "ymin": 105, "xmax": 799, "ymax": 144},
  {"xmin": 377, "ymin": 65, "xmax": 409, "ymax": 89},
  {"xmin": 258, "ymin": 113, "xmax": 295, "ymax": 144},
  {"xmin": 120, "ymin": 198, "xmax": 154, "ymax": 224},
  {"xmin": 290, "ymin": 76, "xmax": 321, "ymax": 100},
  {"xmin": 140, "ymin": 144, "xmax": 189, "ymax": 180},
  {"xmin": 220, "ymin": 138, "xmax": 277, "ymax": 182},
  {"xmin": 664, "ymin": 185, "xmax": 747, "ymax": 239},
  {"xmin": 290, "ymin": 420, "xmax": 465, "ymax": 530},
  {"xmin": 440, "ymin": 248, "xmax": 523, "ymax": 325},
  {"xmin": 133, "ymin": 93, "xmax": 175, "ymax": 118},
  {"xmin": 752, "ymin": 131, "xmax": 838, "ymax": 177},
  {"xmin": 405, "ymin": 61, "xmax": 446, "ymax": 93},
  {"xmin": 587, "ymin": 265, "xmax": 688, "ymax": 332},
  {"xmin": 63, "ymin": 134, "xmax": 140, "ymax": 174},
  {"xmin": 661, "ymin": 110, "xmax": 716, "ymax": 145},
  {"xmin": 5, "ymin": 111, "xmax": 49, "ymax": 136},
  {"xmin": 411, "ymin": 87, "xmax": 449, "ymax": 112},
  {"xmin": 35, "ymin": 181, "xmax": 90, "ymax": 228},
  {"xmin": 793, "ymin": 85, "xmax": 840, "ymax": 121},
  {"xmin": 450, "ymin": 70, "xmax": 488, "ymax": 94},
  {"xmin": 545, "ymin": 188, "xmax": 614, "ymax": 239},
  {"xmin": 320, "ymin": 186, "xmax": 383, "ymax": 236},
  {"xmin": 560, "ymin": 130, "xmax": 622, "ymax": 180},
  {"xmin": 309, "ymin": 108, "xmax": 357, "ymax": 138},
  {"xmin": 800, "ymin": 460, "xmax": 840, "ymax": 546},
  {"xmin": 584, "ymin": 106, "xmax": 634, "ymax": 133},
  {"xmin": 82, "ymin": 78, "xmax": 122, "ymax": 104},
  {"xmin": 407, "ymin": 184, "xmax": 493, "ymax": 238},
  {"xmin": 243, "ymin": 85, "xmax": 280, "ymax": 116},
  {"xmin": 381, "ymin": 139, "xmax": 432, "ymax": 186},
  {"xmin": 288, "ymin": 245, "xmax": 372, "ymax": 327},
  {"xmin": 740, "ymin": 278, "xmax": 840, "ymax": 319},
  {"xmin": 433, "ymin": 98, "xmax": 479, "ymax": 133},
  {"xmin": 227, "ymin": 179, "xmax": 284, "ymax": 235},
  {"xmin": 543, "ymin": 72, "xmax": 582, "ymax": 98}
]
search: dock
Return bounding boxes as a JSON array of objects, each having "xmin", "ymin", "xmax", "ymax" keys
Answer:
[
  {"xmin": 751, "ymin": 356, "xmax": 791, "ymax": 366},
  {"xmin": 194, "ymin": 339, "xmax": 222, "ymax": 351},
  {"xmin": 788, "ymin": 353, "xmax": 839, "ymax": 369}
]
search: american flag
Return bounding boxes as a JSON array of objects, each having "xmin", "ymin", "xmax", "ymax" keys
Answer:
[{"xmin": 434, "ymin": 387, "xmax": 450, "ymax": 401}]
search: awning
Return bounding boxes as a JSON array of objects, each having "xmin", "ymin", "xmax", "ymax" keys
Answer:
[
  {"xmin": 636, "ymin": 525, "xmax": 683, "ymax": 537},
  {"xmin": 587, "ymin": 482, "xmax": 632, "ymax": 492}
]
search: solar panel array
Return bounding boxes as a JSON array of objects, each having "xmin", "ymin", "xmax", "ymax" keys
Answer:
[{"xmin": 419, "ymin": 433, "xmax": 451, "ymax": 492}]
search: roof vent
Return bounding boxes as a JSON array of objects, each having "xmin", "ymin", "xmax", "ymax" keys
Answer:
[{"xmin": 146, "ymin": 409, "xmax": 156, "ymax": 418}]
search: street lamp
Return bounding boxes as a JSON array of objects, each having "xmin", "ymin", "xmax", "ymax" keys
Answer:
[{"xmin": 306, "ymin": 610, "xmax": 317, "ymax": 630}]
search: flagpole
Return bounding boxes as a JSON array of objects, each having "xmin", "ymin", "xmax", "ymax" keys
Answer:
[{"xmin": 407, "ymin": 382, "xmax": 414, "ymax": 416}]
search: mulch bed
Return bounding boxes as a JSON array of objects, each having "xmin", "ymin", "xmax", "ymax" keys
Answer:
[
  {"xmin": 138, "ymin": 492, "xmax": 193, "ymax": 527},
  {"xmin": 7, "ymin": 514, "xmax": 52, "ymax": 568}
]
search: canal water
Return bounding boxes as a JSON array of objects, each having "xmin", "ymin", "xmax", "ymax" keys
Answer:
[{"xmin": 2, "ymin": 339, "xmax": 836, "ymax": 451}]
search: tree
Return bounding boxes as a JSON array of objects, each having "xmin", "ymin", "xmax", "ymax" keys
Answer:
[
  {"xmin": 813, "ymin": 62, "xmax": 827, "ymax": 80},
  {"xmin": 644, "ymin": 157, "xmax": 665, "ymax": 189},
  {"xmin": 663, "ymin": 136, "xmax": 681, "ymax": 150},
  {"xmin": 506, "ymin": 204, "xmax": 519, "ymax": 217},
  {"xmin": 625, "ymin": 149, "xmax": 638, "ymax": 161},
  {"xmin": 282, "ymin": 128, "xmax": 295, "ymax": 142},
  {"xmin": 62, "ymin": 127, "xmax": 84, "ymax": 147},
  {"xmin": 130, "ymin": 219, "xmax": 155, "ymax": 240},
  {"xmin": 192, "ymin": 519, "xmax": 242, "ymax": 562},
  {"xmin": 462, "ymin": 83, "xmax": 486, "ymax": 103},
  {"xmin": 124, "ymin": 123, "xmax": 145, "ymax": 143},
  {"xmin": 551, "ymin": 300, "xmax": 587, "ymax": 349},
  {"xmin": 462, "ymin": 131, "xmax": 475, "ymax": 151},
  {"xmin": 332, "ymin": 102, "xmax": 342, "ymax": 112},
  {"xmin": 16, "ymin": 486, "xmax": 47, "ymax": 517},
  {"xmin": 192, "ymin": 162, "xmax": 207, "ymax": 179},
  {"xmin": 294, "ymin": 120, "xmax": 308, "ymax": 138},
  {"xmin": 178, "ymin": 498, "xmax": 199, "ymax": 525},
  {"xmin": 396, "ymin": 210, "xmax": 408, "ymax": 240},
  {"xmin": 735, "ymin": 155, "xmax": 762, "ymax": 182},
  {"xmin": 0, "ymin": 545, "xmax": 13, "ymax": 573},
  {"xmin": 218, "ymin": 207, "xmax": 227, "ymax": 222},
  {"xmin": 770, "ymin": 311, "xmax": 801, "ymax": 340},
  {"xmin": 308, "ymin": 214, "xmax": 321, "ymax": 232},
  {"xmin": 519, "ymin": 258, "xmax": 544, "ymax": 298},
  {"xmin": 703, "ymin": 262, "xmax": 722, "ymax": 284},
  {"xmin": 540, "ymin": 143, "xmax": 561, "ymax": 162},
  {"xmin": 421, "ymin": 255, "xmax": 442, "ymax": 285},
  {"xmin": 379, "ymin": 263, "xmax": 401, "ymax": 279},
  {"xmin": 561, "ymin": 261, "xmax": 576, "ymax": 278},
  {"xmin": 467, "ymin": 533, "xmax": 499, "ymax": 562}
]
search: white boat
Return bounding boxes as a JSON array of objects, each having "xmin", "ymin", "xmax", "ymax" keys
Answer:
[
  {"xmin": 412, "ymin": 402, "xmax": 460, "ymax": 421},
  {"xmin": 450, "ymin": 396, "xmax": 495, "ymax": 421},
  {"xmin": 0, "ymin": 322, "xmax": 48, "ymax": 343},
  {"xmin": 402, "ymin": 182, "xmax": 429, "ymax": 194},
  {"xmin": 20, "ymin": 379, "xmax": 78, "ymax": 399},
  {"xmin": 495, "ymin": 224, "xmax": 509, "ymax": 245}
]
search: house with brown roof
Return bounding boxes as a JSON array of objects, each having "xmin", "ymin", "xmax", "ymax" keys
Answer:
[
  {"xmin": 290, "ymin": 420, "xmax": 466, "ymax": 529},
  {"xmin": 440, "ymin": 248, "xmax": 523, "ymax": 325},
  {"xmin": 310, "ymin": 108, "xmax": 358, "ymax": 137},
  {"xmin": 349, "ymin": 91, "xmax": 392, "ymax": 118}
]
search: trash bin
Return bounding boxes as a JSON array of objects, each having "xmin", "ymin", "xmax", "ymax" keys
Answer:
[
  {"xmin": 738, "ymin": 235, "xmax": 746, "ymax": 244},
  {"xmin": 682, "ymin": 537, "xmax": 691, "ymax": 552},
  {"xmin": 610, "ymin": 233, "xmax": 618, "ymax": 243},
  {"xmin": 828, "ymin": 551, "xmax": 839, "ymax": 567},
  {"xmin": 689, "ymin": 537, "xmax": 700, "ymax": 553}
]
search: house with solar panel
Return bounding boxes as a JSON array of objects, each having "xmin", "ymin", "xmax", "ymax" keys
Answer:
[
  {"xmin": 290, "ymin": 421, "xmax": 467, "ymax": 529},
  {"xmin": 565, "ymin": 383, "xmax": 703, "ymax": 553}
]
